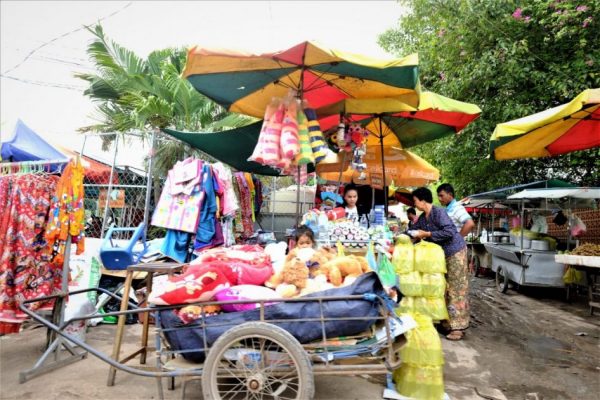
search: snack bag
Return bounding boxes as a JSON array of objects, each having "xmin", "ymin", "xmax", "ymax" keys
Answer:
[
  {"xmin": 414, "ymin": 241, "xmax": 446, "ymax": 273},
  {"xmin": 303, "ymin": 107, "xmax": 327, "ymax": 163},
  {"xmin": 392, "ymin": 237, "xmax": 414, "ymax": 274},
  {"xmin": 280, "ymin": 101, "xmax": 300, "ymax": 165},
  {"xmin": 398, "ymin": 271, "xmax": 423, "ymax": 297},
  {"xmin": 294, "ymin": 108, "xmax": 314, "ymax": 165}
]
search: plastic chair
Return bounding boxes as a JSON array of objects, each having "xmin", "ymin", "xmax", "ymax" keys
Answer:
[{"xmin": 100, "ymin": 223, "xmax": 148, "ymax": 270}]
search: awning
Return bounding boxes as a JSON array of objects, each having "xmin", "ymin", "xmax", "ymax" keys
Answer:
[
  {"xmin": 162, "ymin": 122, "xmax": 314, "ymax": 176},
  {"xmin": 1, "ymin": 120, "xmax": 68, "ymax": 168},
  {"xmin": 508, "ymin": 188, "xmax": 600, "ymax": 200},
  {"xmin": 467, "ymin": 179, "xmax": 576, "ymax": 201}
]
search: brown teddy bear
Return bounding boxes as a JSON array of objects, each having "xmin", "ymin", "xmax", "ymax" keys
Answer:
[
  {"xmin": 313, "ymin": 255, "xmax": 371, "ymax": 286},
  {"xmin": 265, "ymin": 248, "xmax": 312, "ymax": 297}
]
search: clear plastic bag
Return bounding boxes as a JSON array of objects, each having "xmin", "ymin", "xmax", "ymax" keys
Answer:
[{"xmin": 414, "ymin": 241, "xmax": 446, "ymax": 273}]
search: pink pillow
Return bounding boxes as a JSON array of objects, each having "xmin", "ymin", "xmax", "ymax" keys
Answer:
[{"xmin": 215, "ymin": 285, "xmax": 280, "ymax": 312}]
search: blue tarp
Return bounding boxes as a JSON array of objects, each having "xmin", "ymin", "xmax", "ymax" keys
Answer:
[{"xmin": 1, "ymin": 120, "xmax": 68, "ymax": 166}]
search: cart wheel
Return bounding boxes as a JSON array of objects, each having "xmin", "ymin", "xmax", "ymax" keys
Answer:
[
  {"xmin": 496, "ymin": 266, "xmax": 509, "ymax": 294},
  {"xmin": 202, "ymin": 322, "xmax": 315, "ymax": 400}
]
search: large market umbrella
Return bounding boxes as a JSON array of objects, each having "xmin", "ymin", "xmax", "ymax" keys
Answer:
[
  {"xmin": 490, "ymin": 88, "xmax": 600, "ymax": 160},
  {"xmin": 317, "ymin": 146, "xmax": 439, "ymax": 188},
  {"xmin": 316, "ymin": 92, "xmax": 481, "ymax": 209},
  {"xmin": 183, "ymin": 41, "xmax": 420, "ymax": 118}
]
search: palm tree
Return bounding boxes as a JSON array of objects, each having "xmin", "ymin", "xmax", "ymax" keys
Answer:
[{"xmin": 76, "ymin": 24, "xmax": 252, "ymax": 176}]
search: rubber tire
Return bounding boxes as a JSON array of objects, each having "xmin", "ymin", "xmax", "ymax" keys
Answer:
[
  {"xmin": 202, "ymin": 321, "xmax": 315, "ymax": 400},
  {"xmin": 496, "ymin": 266, "xmax": 509, "ymax": 294}
]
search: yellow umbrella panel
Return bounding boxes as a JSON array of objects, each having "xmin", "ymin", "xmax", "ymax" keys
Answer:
[{"xmin": 490, "ymin": 88, "xmax": 600, "ymax": 160}]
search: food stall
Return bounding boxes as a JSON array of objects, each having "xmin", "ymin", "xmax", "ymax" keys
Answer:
[{"xmin": 485, "ymin": 187, "xmax": 599, "ymax": 293}]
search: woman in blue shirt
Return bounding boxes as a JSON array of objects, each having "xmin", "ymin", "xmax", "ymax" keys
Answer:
[{"xmin": 411, "ymin": 187, "xmax": 469, "ymax": 341}]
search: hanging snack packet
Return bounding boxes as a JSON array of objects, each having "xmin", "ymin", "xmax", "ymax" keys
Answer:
[
  {"xmin": 294, "ymin": 108, "xmax": 314, "ymax": 165},
  {"xmin": 304, "ymin": 107, "xmax": 327, "ymax": 163},
  {"xmin": 280, "ymin": 100, "xmax": 300, "ymax": 166}
]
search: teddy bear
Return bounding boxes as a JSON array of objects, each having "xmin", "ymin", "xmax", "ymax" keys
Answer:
[{"xmin": 312, "ymin": 255, "xmax": 371, "ymax": 287}]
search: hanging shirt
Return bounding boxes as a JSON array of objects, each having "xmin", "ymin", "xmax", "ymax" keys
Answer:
[
  {"xmin": 194, "ymin": 165, "xmax": 219, "ymax": 250},
  {"xmin": 152, "ymin": 158, "xmax": 203, "ymax": 233},
  {"xmin": 212, "ymin": 162, "xmax": 239, "ymax": 217}
]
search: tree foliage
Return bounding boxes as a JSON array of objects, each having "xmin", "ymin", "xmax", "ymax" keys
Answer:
[
  {"xmin": 76, "ymin": 24, "xmax": 252, "ymax": 176},
  {"xmin": 379, "ymin": 0, "xmax": 600, "ymax": 197}
]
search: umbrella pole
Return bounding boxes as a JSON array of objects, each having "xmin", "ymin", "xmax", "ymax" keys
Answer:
[
  {"xmin": 295, "ymin": 165, "xmax": 301, "ymax": 227},
  {"xmin": 336, "ymin": 151, "xmax": 347, "ymax": 194},
  {"xmin": 379, "ymin": 117, "xmax": 388, "ymax": 215}
]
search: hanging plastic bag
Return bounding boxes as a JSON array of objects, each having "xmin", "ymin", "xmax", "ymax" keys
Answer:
[
  {"xmin": 377, "ymin": 253, "xmax": 397, "ymax": 287},
  {"xmin": 414, "ymin": 241, "xmax": 446, "ymax": 274},
  {"xmin": 366, "ymin": 241, "xmax": 378, "ymax": 272},
  {"xmin": 294, "ymin": 108, "xmax": 315, "ymax": 165},
  {"xmin": 398, "ymin": 271, "xmax": 422, "ymax": 297},
  {"xmin": 563, "ymin": 266, "xmax": 585, "ymax": 285},
  {"xmin": 421, "ymin": 273, "xmax": 446, "ymax": 298},
  {"xmin": 392, "ymin": 236, "xmax": 414, "ymax": 274},
  {"xmin": 303, "ymin": 107, "xmax": 327, "ymax": 163},
  {"xmin": 570, "ymin": 215, "xmax": 587, "ymax": 237}
]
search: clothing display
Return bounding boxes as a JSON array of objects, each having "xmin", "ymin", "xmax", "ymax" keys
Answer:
[
  {"xmin": 152, "ymin": 158, "xmax": 204, "ymax": 234},
  {"xmin": 152, "ymin": 160, "xmax": 261, "ymax": 259},
  {"xmin": 0, "ymin": 172, "xmax": 61, "ymax": 333}
]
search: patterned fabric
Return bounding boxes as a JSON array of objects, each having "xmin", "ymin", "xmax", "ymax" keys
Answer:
[
  {"xmin": 445, "ymin": 247, "xmax": 469, "ymax": 330},
  {"xmin": 445, "ymin": 199, "xmax": 472, "ymax": 233},
  {"xmin": 234, "ymin": 172, "xmax": 254, "ymax": 239},
  {"xmin": 303, "ymin": 107, "xmax": 327, "ymax": 163},
  {"xmin": 0, "ymin": 174, "xmax": 62, "ymax": 332},
  {"xmin": 152, "ymin": 159, "xmax": 204, "ymax": 233},
  {"xmin": 413, "ymin": 206, "xmax": 466, "ymax": 257},
  {"xmin": 45, "ymin": 159, "xmax": 86, "ymax": 264}
]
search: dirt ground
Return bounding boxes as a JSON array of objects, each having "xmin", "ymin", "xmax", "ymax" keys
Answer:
[{"xmin": 1, "ymin": 273, "xmax": 599, "ymax": 400}]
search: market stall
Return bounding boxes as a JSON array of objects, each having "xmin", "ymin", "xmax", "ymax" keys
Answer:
[{"xmin": 483, "ymin": 187, "xmax": 599, "ymax": 293}]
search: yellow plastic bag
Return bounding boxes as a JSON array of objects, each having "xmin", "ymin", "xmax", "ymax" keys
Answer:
[
  {"xmin": 399, "ymin": 313, "xmax": 444, "ymax": 367},
  {"xmin": 414, "ymin": 297, "xmax": 449, "ymax": 321},
  {"xmin": 392, "ymin": 240, "xmax": 414, "ymax": 274},
  {"xmin": 393, "ymin": 364, "xmax": 445, "ymax": 400},
  {"xmin": 563, "ymin": 266, "xmax": 585, "ymax": 285},
  {"xmin": 414, "ymin": 241, "xmax": 446, "ymax": 273},
  {"xmin": 398, "ymin": 271, "xmax": 423, "ymax": 297},
  {"xmin": 336, "ymin": 241, "xmax": 345, "ymax": 257},
  {"xmin": 397, "ymin": 296, "xmax": 415, "ymax": 314},
  {"xmin": 421, "ymin": 273, "xmax": 446, "ymax": 298}
]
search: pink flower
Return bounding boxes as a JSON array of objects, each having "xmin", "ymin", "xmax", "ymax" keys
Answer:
[
  {"xmin": 556, "ymin": 9, "xmax": 562, "ymax": 14},
  {"xmin": 524, "ymin": 16, "xmax": 531, "ymax": 22},
  {"xmin": 437, "ymin": 29, "xmax": 446, "ymax": 37},
  {"xmin": 439, "ymin": 72, "xmax": 446, "ymax": 81},
  {"xmin": 576, "ymin": 5, "xmax": 588, "ymax": 12},
  {"xmin": 512, "ymin": 8, "xmax": 523, "ymax": 19},
  {"xmin": 583, "ymin": 16, "xmax": 592, "ymax": 27}
]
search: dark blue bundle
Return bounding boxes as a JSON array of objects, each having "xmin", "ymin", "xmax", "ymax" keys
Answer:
[{"xmin": 159, "ymin": 271, "xmax": 384, "ymax": 362}]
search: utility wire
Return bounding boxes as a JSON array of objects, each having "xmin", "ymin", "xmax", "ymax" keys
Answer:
[
  {"xmin": 2, "ymin": 2, "xmax": 132, "ymax": 75},
  {"xmin": 0, "ymin": 73, "xmax": 85, "ymax": 91}
]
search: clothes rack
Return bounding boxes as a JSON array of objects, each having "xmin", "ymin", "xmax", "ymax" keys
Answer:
[{"xmin": 0, "ymin": 159, "xmax": 87, "ymax": 382}]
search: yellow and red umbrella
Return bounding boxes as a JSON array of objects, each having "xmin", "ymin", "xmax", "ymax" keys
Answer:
[
  {"xmin": 183, "ymin": 41, "xmax": 420, "ymax": 118},
  {"xmin": 490, "ymin": 88, "xmax": 600, "ymax": 160}
]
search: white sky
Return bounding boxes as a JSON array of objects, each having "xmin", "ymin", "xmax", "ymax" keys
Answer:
[{"xmin": 0, "ymin": 0, "xmax": 405, "ymax": 166}]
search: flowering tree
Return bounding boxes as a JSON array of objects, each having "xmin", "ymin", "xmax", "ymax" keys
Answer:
[{"xmin": 379, "ymin": 0, "xmax": 599, "ymax": 196}]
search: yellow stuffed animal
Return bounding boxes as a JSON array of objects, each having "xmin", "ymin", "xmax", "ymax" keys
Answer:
[
  {"xmin": 265, "ymin": 249, "xmax": 311, "ymax": 298},
  {"xmin": 315, "ymin": 255, "xmax": 371, "ymax": 286}
]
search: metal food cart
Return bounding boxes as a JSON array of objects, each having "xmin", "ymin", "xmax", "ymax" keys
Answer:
[{"xmin": 487, "ymin": 187, "xmax": 600, "ymax": 294}]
